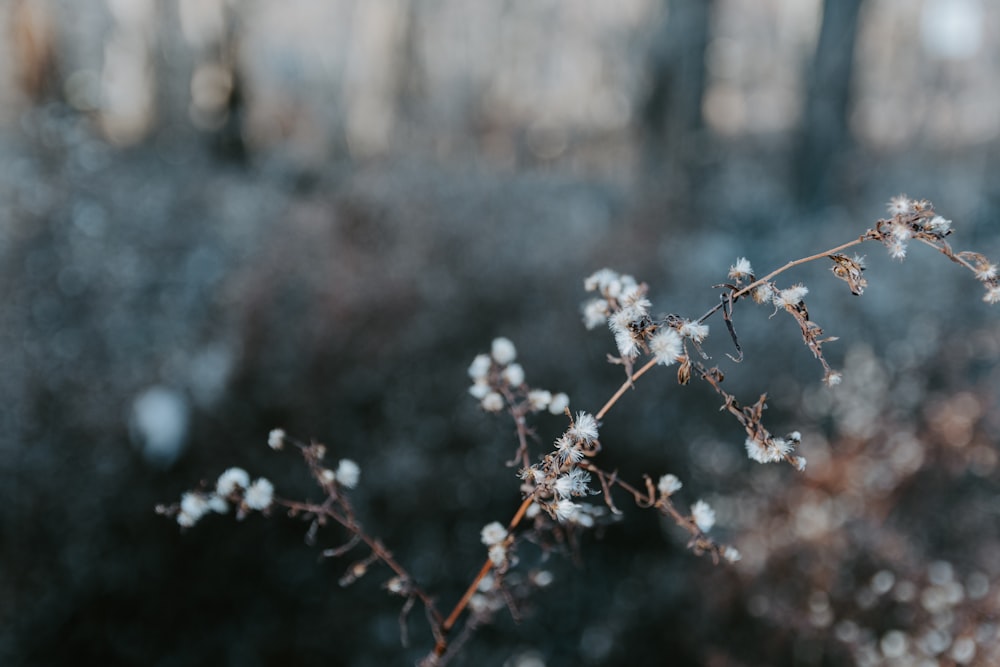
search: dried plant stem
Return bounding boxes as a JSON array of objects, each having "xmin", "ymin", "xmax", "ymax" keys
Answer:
[
  {"xmin": 596, "ymin": 357, "xmax": 658, "ymax": 420},
  {"xmin": 435, "ymin": 496, "xmax": 535, "ymax": 657},
  {"xmin": 279, "ymin": 497, "xmax": 444, "ymax": 633},
  {"xmin": 733, "ymin": 236, "xmax": 869, "ymax": 301}
]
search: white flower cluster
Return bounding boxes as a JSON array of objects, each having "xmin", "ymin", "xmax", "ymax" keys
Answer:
[
  {"xmin": 520, "ymin": 411, "xmax": 601, "ymax": 524},
  {"xmin": 479, "ymin": 521, "xmax": 510, "ymax": 567},
  {"xmin": 744, "ymin": 431, "xmax": 806, "ymax": 470},
  {"xmin": 691, "ymin": 499, "xmax": 716, "ymax": 533},
  {"xmin": 468, "ymin": 337, "xmax": 569, "ymax": 416},
  {"xmin": 582, "ymin": 268, "xmax": 702, "ymax": 366},
  {"xmin": 174, "ymin": 467, "xmax": 275, "ymax": 527}
]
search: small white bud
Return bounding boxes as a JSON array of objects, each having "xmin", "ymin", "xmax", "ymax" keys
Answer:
[{"xmin": 491, "ymin": 337, "xmax": 517, "ymax": 365}]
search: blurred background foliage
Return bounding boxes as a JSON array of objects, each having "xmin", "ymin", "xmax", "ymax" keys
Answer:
[{"xmin": 2, "ymin": 1, "xmax": 999, "ymax": 665}]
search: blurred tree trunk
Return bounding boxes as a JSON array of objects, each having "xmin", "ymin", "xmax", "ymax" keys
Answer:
[
  {"xmin": 795, "ymin": 0, "xmax": 864, "ymax": 208},
  {"xmin": 639, "ymin": 0, "xmax": 713, "ymax": 168}
]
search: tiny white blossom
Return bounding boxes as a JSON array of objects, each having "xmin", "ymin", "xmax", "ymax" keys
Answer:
[
  {"xmin": 691, "ymin": 500, "xmax": 716, "ymax": 532},
  {"xmin": 468, "ymin": 381, "xmax": 490, "ymax": 399},
  {"xmin": 657, "ymin": 474, "xmax": 683, "ymax": 496},
  {"xmin": 181, "ymin": 492, "xmax": 210, "ymax": 522},
  {"xmin": 775, "ymin": 284, "xmax": 809, "ymax": 308},
  {"xmin": 794, "ymin": 456, "xmax": 807, "ymax": 472},
  {"xmin": 207, "ymin": 495, "xmax": 228, "ymax": 514},
  {"xmin": 527, "ymin": 390, "xmax": 552, "ymax": 411},
  {"xmin": 584, "ymin": 268, "xmax": 619, "ymax": 293},
  {"xmin": 745, "ymin": 436, "xmax": 790, "ymax": 463},
  {"xmin": 926, "ymin": 215, "xmax": 952, "ymax": 235},
  {"xmin": 745, "ymin": 437, "xmax": 770, "ymax": 463},
  {"xmin": 268, "ymin": 428, "xmax": 286, "ymax": 450},
  {"xmin": 481, "ymin": 392, "xmax": 504, "ymax": 412},
  {"xmin": 679, "ymin": 320, "xmax": 709, "ymax": 342},
  {"xmin": 468, "ymin": 354, "xmax": 492, "ymax": 380},
  {"xmin": 533, "ymin": 571, "xmax": 554, "ymax": 587},
  {"xmin": 548, "ymin": 392, "xmax": 570, "ymax": 415},
  {"xmin": 321, "ymin": 468, "xmax": 336, "ymax": 484},
  {"xmin": 336, "ymin": 459, "xmax": 361, "ymax": 489},
  {"xmin": 824, "ymin": 371, "xmax": 843, "ymax": 387},
  {"xmin": 553, "ymin": 499, "xmax": 581, "ymax": 522},
  {"xmin": 729, "ymin": 257, "xmax": 754, "ymax": 280},
  {"xmin": 553, "ymin": 469, "xmax": 592, "ymax": 498},
  {"xmin": 177, "ymin": 512, "xmax": 197, "ymax": 527},
  {"xmin": 649, "ymin": 329, "xmax": 683, "ymax": 366},
  {"xmin": 568, "ymin": 412, "xmax": 599, "ymax": 443},
  {"xmin": 555, "ymin": 436, "xmax": 584, "ymax": 463},
  {"xmin": 244, "ymin": 478, "xmax": 274, "ymax": 510},
  {"xmin": 216, "ymin": 467, "xmax": 250, "ymax": 496},
  {"xmin": 613, "ymin": 327, "xmax": 639, "ymax": 359},
  {"xmin": 984, "ymin": 286, "xmax": 1000, "ymax": 304},
  {"xmin": 480, "ymin": 521, "xmax": 508, "ymax": 546},
  {"xmin": 887, "ymin": 194, "xmax": 912, "ymax": 216},
  {"xmin": 723, "ymin": 546, "xmax": 742, "ymax": 563},
  {"xmin": 975, "ymin": 264, "xmax": 997, "ymax": 281},
  {"xmin": 619, "ymin": 286, "xmax": 651, "ymax": 314},
  {"xmin": 752, "ymin": 282, "xmax": 776, "ymax": 305},
  {"xmin": 502, "ymin": 363, "xmax": 525, "ymax": 387},
  {"xmin": 491, "ymin": 337, "xmax": 517, "ymax": 365},
  {"xmin": 609, "ymin": 307, "xmax": 643, "ymax": 359},
  {"xmin": 582, "ymin": 298, "xmax": 610, "ymax": 329},
  {"xmin": 488, "ymin": 544, "xmax": 507, "ymax": 567},
  {"xmin": 887, "ymin": 238, "xmax": 907, "ymax": 260}
]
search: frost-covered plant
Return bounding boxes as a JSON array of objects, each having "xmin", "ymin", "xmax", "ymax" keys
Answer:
[{"xmin": 158, "ymin": 196, "xmax": 996, "ymax": 665}]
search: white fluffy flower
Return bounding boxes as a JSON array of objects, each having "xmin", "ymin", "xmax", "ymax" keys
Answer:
[
  {"xmin": 244, "ymin": 478, "xmax": 274, "ymax": 510},
  {"xmin": 491, "ymin": 337, "xmax": 517, "ymax": 365},
  {"xmin": 984, "ymin": 286, "xmax": 1000, "ymax": 304},
  {"xmin": 481, "ymin": 392, "xmax": 504, "ymax": 413},
  {"xmin": 480, "ymin": 521, "xmax": 508, "ymax": 546},
  {"xmin": 502, "ymin": 363, "xmax": 525, "ymax": 387},
  {"xmin": 926, "ymin": 215, "xmax": 952, "ymax": 235},
  {"xmin": 609, "ymin": 308, "xmax": 642, "ymax": 359},
  {"xmin": 468, "ymin": 381, "xmax": 490, "ymax": 399},
  {"xmin": 468, "ymin": 354, "xmax": 492, "ymax": 380},
  {"xmin": 207, "ymin": 495, "xmax": 228, "ymax": 514},
  {"xmin": 824, "ymin": 371, "xmax": 843, "ymax": 387},
  {"xmin": 553, "ymin": 469, "xmax": 592, "ymax": 498},
  {"xmin": 216, "ymin": 467, "xmax": 250, "ymax": 496},
  {"xmin": 691, "ymin": 500, "xmax": 716, "ymax": 532},
  {"xmin": 887, "ymin": 195, "xmax": 912, "ymax": 216},
  {"xmin": 548, "ymin": 392, "xmax": 570, "ymax": 415},
  {"xmin": 181, "ymin": 492, "xmax": 210, "ymax": 522},
  {"xmin": 650, "ymin": 329, "xmax": 683, "ymax": 366},
  {"xmin": 528, "ymin": 390, "xmax": 552, "ymax": 411},
  {"xmin": 568, "ymin": 412, "xmax": 599, "ymax": 443},
  {"xmin": 657, "ymin": 474, "xmax": 683, "ymax": 496},
  {"xmin": 744, "ymin": 436, "xmax": 790, "ymax": 463},
  {"xmin": 267, "ymin": 429, "xmax": 285, "ymax": 450},
  {"xmin": 582, "ymin": 298, "xmax": 610, "ymax": 329},
  {"xmin": 488, "ymin": 544, "xmax": 507, "ymax": 567},
  {"xmin": 584, "ymin": 268, "xmax": 619, "ymax": 292},
  {"xmin": 729, "ymin": 257, "xmax": 753, "ymax": 280},
  {"xmin": 723, "ymin": 546, "xmax": 742, "ymax": 563},
  {"xmin": 975, "ymin": 264, "xmax": 997, "ymax": 281},
  {"xmin": 553, "ymin": 499, "xmax": 581, "ymax": 522},
  {"xmin": 336, "ymin": 459, "xmax": 361, "ymax": 489},
  {"xmin": 679, "ymin": 320, "xmax": 709, "ymax": 342},
  {"xmin": 775, "ymin": 284, "xmax": 809, "ymax": 309},
  {"xmin": 555, "ymin": 436, "xmax": 584, "ymax": 463}
]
